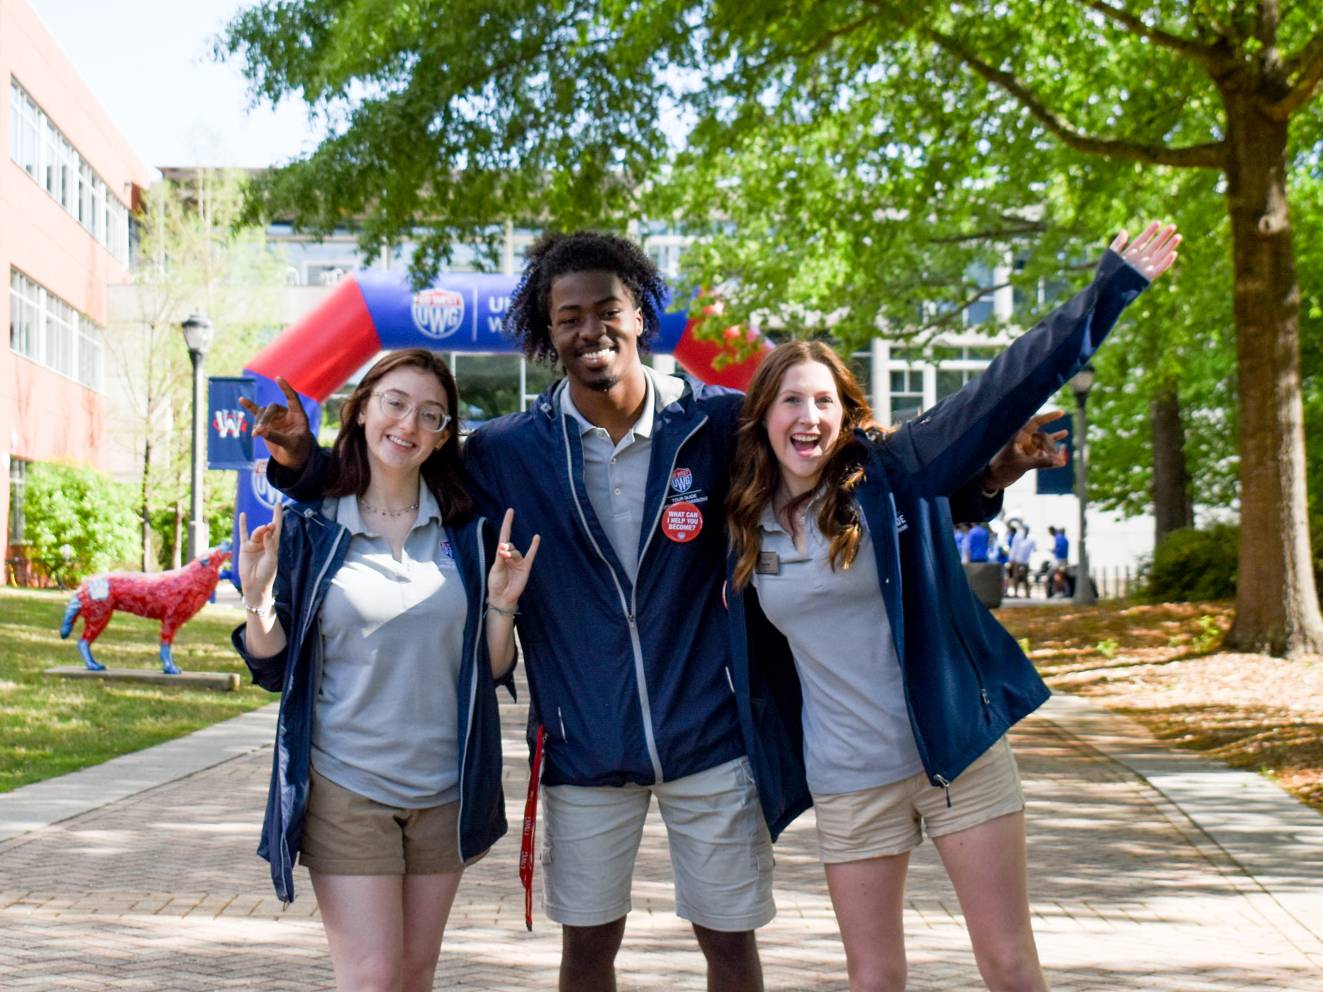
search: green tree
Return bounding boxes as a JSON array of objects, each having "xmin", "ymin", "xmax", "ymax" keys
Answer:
[
  {"xmin": 22, "ymin": 463, "xmax": 137, "ymax": 587},
  {"xmin": 221, "ymin": 2, "xmax": 1323, "ymax": 654},
  {"xmin": 107, "ymin": 169, "xmax": 287, "ymax": 570}
]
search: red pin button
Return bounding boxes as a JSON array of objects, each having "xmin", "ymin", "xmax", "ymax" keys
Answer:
[{"xmin": 661, "ymin": 501, "xmax": 703, "ymax": 542}]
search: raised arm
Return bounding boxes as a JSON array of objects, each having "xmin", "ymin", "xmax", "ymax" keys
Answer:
[
  {"xmin": 886, "ymin": 223, "xmax": 1179, "ymax": 496},
  {"xmin": 239, "ymin": 377, "xmax": 334, "ymax": 501}
]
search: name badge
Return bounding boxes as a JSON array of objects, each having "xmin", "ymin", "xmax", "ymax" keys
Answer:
[{"xmin": 756, "ymin": 551, "xmax": 781, "ymax": 575}]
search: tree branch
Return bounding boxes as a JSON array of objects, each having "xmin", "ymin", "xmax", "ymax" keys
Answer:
[
  {"xmin": 796, "ymin": 11, "xmax": 884, "ymax": 60},
  {"xmin": 926, "ymin": 222, "xmax": 1047, "ymax": 244},
  {"xmin": 1074, "ymin": 0, "xmax": 1227, "ymax": 69},
  {"xmin": 922, "ymin": 25, "xmax": 1228, "ymax": 169},
  {"xmin": 1267, "ymin": 29, "xmax": 1323, "ymax": 120}
]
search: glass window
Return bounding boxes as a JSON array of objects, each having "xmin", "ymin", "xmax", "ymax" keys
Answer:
[
  {"xmin": 9, "ymin": 79, "xmax": 131, "ymax": 263},
  {"xmin": 449, "ymin": 354, "xmax": 526, "ymax": 424},
  {"xmin": 78, "ymin": 317, "xmax": 102, "ymax": 388},
  {"xmin": 8, "ymin": 267, "xmax": 102, "ymax": 387}
]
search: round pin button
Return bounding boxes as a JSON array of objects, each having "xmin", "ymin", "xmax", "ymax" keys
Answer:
[{"xmin": 661, "ymin": 501, "xmax": 703, "ymax": 542}]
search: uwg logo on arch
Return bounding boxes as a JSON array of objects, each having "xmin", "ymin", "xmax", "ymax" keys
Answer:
[{"xmin": 411, "ymin": 288, "xmax": 466, "ymax": 340}]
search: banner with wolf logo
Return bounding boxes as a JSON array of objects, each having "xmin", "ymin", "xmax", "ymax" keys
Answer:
[{"xmin": 208, "ymin": 376, "xmax": 256, "ymax": 469}]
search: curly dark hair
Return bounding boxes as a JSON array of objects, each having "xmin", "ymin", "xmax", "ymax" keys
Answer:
[{"xmin": 505, "ymin": 230, "xmax": 668, "ymax": 363}]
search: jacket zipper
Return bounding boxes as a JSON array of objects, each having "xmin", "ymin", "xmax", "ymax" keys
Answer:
[
  {"xmin": 560, "ymin": 413, "xmax": 666, "ymax": 783},
  {"xmin": 629, "ymin": 416, "xmax": 708, "ymax": 778},
  {"xmin": 456, "ymin": 519, "xmax": 486, "ymax": 864}
]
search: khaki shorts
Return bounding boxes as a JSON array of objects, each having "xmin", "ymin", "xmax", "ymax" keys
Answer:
[
  {"xmin": 541, "ymin": 757, "xmax": 775, "ymax": 931},
  {"xmin": 812, "ymin": 737, "xmax": 1024, "ymax": 863},
  {"xmin": 298, "ymin": 767, "xmax": 481, "ymax": 876}
]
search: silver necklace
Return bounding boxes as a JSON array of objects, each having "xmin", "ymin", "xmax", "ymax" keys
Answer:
[{"xmin": 358, "ymin": 497, "xmax": 419, "ymax": 518}]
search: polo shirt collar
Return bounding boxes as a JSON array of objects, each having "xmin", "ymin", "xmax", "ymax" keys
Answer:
[{"xmin": 558, "ymin": 371, "xmax": 658, "ymax": 440}]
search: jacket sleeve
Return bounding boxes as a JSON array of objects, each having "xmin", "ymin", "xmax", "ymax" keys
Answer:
[
  {"xmin": 885, "ymin": 250, "xmax": 1149, "ymax": 497},
  {"xmin": 948, "ymin": 478, "xmax": 1004, "ymax": 524},
  {"xmin": 228, "ymin": 527, "xmax": 297, "ymax": 693},
  {"xmin": 460, "ymin": 428, "xmax": 506, "ymax": 521},
  {"xmin": 265, "ymin": 444, "xmax": 333, "ymax": 502}
]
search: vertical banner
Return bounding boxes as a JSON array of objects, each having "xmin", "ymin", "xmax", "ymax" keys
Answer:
[
  {"xmin": 208, "ymin": 377, "xmax": 256, "ymax": 469},
  {"xmin": 1035, "ymin": 414, "xmax": 1076, "ymax": 495}
]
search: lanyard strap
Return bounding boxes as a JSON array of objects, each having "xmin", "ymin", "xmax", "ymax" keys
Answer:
[{"xmin": 519, "ymin": 723, "xmax": 547, "ymax": 931}]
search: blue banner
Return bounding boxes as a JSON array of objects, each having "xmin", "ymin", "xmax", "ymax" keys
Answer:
[
  {"xmin": 208, "ymin": 377, "xmax": 256, "ymax": 469},
  {"xmin": 1035, "ymin": 414, "xmax": 1076, "ymax": 495}
]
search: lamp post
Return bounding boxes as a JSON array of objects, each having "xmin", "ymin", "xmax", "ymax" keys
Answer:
[
  {"xmin": 1070, "ymin": 363, "xmax": 1096, "ymax": 605},
  {"xmin": 181, "ymin": 312, "xmax": 214, "ymax": 562}
]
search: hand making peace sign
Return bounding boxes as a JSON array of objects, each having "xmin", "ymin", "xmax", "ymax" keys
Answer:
[{"xmin": 487, "ymin": 508, "xmax": 541, "ymax": 613}]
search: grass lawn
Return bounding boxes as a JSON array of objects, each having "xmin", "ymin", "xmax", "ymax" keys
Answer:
[
  {"xmin": 0, "ymin": 587, "xmax": 273, "ymax": 793},
  {"xmin": 995, "ymin": 600, "xmax": 1323, "ymax": 813}
]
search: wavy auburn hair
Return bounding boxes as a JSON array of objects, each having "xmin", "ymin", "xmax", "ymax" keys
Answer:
[
  {"xmin": 727, "ymin": 341, "xmax": 889, "ymax": 591},
  {"xmin": 324, "ymin": 349, "xmax": 472, "ymax": 523}
]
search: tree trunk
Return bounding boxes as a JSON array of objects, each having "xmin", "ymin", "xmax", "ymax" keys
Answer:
[
  {"xmin": 1219, "ymin": 87, "xmax": 1323, "ymax": 656},
  {"xmin": 1150, "ymin": 379, "xmax": 1193, "ymax": 546},
  {"xmin": 139, "ymin": 437, "xmax": 153, "ymax": 572},
  {"xmin": 171, "ymin": 498, "xmax": 184, "ymax": 570}
]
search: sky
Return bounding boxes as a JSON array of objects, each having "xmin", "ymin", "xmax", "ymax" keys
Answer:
[{"xmin": 27, "ymin": 0, "xmax": 325, "ymax": 173}]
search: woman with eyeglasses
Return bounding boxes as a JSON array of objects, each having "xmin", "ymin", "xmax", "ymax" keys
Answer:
[{"xmin": 232, "ymin": 348, "xmax": 539, "ymax": 992}]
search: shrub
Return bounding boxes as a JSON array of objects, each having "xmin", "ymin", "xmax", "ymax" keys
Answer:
[
  {"xmin": 1136, "ymin": 525, "xmax": 1238, "ymax": 603},
  {"xmin": 22, "ymin": 462, "xmax": 138, "ymax": 586}
]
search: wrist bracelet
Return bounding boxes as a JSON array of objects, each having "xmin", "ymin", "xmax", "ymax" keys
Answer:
[
  {"xmin": 244, "ymin": 599, "xmax": 274, "ymax": 617},
  {"xmin": 981, "ymin": 487, "xmax": 1001, "ymax": 498},
  {"xmin": 486, "ymin": 602, "xmax": 519, "ymax": 618}
]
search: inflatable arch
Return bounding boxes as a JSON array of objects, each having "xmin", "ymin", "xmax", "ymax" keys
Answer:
[{"xmin": 233, "ymin": 270, "xmax": 767, "ymax": 544}]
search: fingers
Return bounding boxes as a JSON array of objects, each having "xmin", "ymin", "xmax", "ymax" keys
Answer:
[
  {"xmin": 498, "ymin": 507, "xmax": 514, "ymax": 547},
  {"xmin": 239, "ymin": 511, "xmax": 250, "ymax": 545},
  {"xmin": 271, "ymin": 502, "xmax": 283, "ymax": 542},
  {"xmin": 1025, "ymin": 409, "xmax": 1065, "ymax": 430},
  {"xmin": 238, "ymin": 396, "xmax": 261, "ymax": 417},
  {"xmin": 1109, "ymin": 230, "xmax": 1128, "ymax": 252},
  {"xmin": 524, "ymin": 534, "xmax": 541, "ymax": 569}
]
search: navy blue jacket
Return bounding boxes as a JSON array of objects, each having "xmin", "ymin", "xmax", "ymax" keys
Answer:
[
  {"xmin": 269, "ymin": 387, "xmax": 1003, "ymax": 800},
  {"xmin": 728, "ymin": 251, "xmax": 1149, "ymax": 838},
  {"xmin": 230, "ymin": 502, "xmax": 509, "ymax": 903}
]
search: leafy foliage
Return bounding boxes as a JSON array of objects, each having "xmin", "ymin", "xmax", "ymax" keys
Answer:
[
  {"xmin": 1136, "ymin": 525, "xmax": 1240, "ymax": 603},
  {"xmin": 21, "ymin": 463, "xmax": 138, "ymax": 586}
]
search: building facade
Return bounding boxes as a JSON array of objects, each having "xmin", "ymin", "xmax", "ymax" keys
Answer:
[{"xmin": 2, "ymin": 0, "xmax": 152, "ymax": 582}]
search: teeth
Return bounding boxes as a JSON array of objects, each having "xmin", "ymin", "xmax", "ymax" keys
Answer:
[
  {"xmin": 386, "ymin": 435, "xmax": 415, "ymax": 448},
  {"xmin": 792, "ymin": 434, "xmax": 819, "ymax": 443}
]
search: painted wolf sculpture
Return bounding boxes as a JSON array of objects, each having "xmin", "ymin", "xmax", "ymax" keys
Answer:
[{"xmin": 59, "ymin": 547, "xmax": 232, "ymax": 674}]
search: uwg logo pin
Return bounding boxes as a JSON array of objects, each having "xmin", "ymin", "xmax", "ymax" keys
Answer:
[
  {"xmin": 212, "ymin": 409, "xmax": 248, "ymax": 439},
  {"xmin": 670, "ymin": 467, "xmax": 694, "ymax": 494},
  {"xmin": 412, "ymin": 288, "xmax": 466, "ymax": 340}
]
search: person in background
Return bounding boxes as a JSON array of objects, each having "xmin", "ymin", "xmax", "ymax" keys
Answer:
[
  {"xmin": 1009, "ymin": 523, "xmax": 1037, "ymax": 598},
  {"xmin": 725, "ymin": 221, "xmax": 1179, "ymax": 992},
  {"xmin": 966, "ymin": 521, "xmax": 991, "ymax": 564},
  {"xmin": 233, "ymin": 349, "xmax": 538, "ymax": 992}
]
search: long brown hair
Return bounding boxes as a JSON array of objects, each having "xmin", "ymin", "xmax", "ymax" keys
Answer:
[
  {"xmin": 727, "ymin": 341, "xmax": 889, "ymax": 591},
  {"xmin": 324, "ymin": 349, "xmax": 473, "ymax": 523}
]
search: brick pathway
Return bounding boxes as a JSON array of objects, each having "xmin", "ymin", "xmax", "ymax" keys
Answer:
[{"xmin": 2, "ymin": 689, "xmax": 1321, "ymax": 990}]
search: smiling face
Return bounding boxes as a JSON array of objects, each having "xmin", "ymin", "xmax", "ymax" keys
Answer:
[
  {"xmin": 357, "ymin": 365, "xmax": 450, "ymax": 480},
  {"xmin": 547, "ymin": 270, "xmax": 644, "ymax": 394},
  {"xmin": 763, "ymin": 359, "xmax": 845, "ymax": 499}
]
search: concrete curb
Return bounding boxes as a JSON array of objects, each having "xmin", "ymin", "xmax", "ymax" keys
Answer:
[{"xmin": 1036, "ymin": 691, "xmax": 1323, "ymax": 951}]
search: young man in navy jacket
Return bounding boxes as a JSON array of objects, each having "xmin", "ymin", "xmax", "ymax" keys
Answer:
[{"xmin": 252, "ymin": 231, "xmax": 1060, "ymax": 991}]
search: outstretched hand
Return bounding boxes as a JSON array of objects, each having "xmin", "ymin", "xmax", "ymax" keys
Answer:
[
  {"xmin": 238, "ymin": 377, "xmax": 314, "ymax": 470},
  {"xmin": 983, "ymin": 410, "xmax": 1069, "ymax": 491},
  {"xmin": 487, "ymin": 508, "xmax": 540, "ymax": 612},
  {"xmin": 238, "ymin": 503, "xmax": 282, "ymax": 604},
  {"xmin": 1111, "ymin": 222, "xmax": 1181, "ymax": 281}
]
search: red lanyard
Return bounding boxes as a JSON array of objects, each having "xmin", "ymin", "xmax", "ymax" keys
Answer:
[{"xmin": 519, "ymin": 723, "xmax": 546, "ymax": 930}]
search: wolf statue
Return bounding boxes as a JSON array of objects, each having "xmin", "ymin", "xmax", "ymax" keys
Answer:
[{"xmin": 59, "ymin": 546, "xmax": 232, "ymax": 674}]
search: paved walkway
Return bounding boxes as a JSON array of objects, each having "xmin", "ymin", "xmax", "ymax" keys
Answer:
[{"xmin": 2, "ymin": 676, "xmax": 1321, "ymax": 991}]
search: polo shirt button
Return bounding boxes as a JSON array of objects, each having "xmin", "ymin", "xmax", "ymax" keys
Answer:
[{"xmin": 613, "ymin": 488, "xmax": 621, "ymax": 496}]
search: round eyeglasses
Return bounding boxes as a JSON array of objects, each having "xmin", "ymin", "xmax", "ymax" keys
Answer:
[{"xmin": 373, "ymin": 390, "xmax": 452, "ymax": 432}]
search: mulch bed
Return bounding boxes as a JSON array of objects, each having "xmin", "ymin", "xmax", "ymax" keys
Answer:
[{"xmin": 993, "ymin": 601, "xmax": 1323, "ymax": 813}]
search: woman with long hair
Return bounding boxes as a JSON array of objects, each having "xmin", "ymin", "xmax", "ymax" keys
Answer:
[
  {"xmin": 725, "ymin": 224, "xmax": 1179, "ymax": 991},
  {"xmin": 233, "ymin": 348, "xmax": 538, "ymax": 991}
]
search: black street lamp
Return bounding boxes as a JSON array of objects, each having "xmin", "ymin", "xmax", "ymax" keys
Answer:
[
  {"xmin": 181, "ymin": 312, "xmax": 214, "ymax": 561},
  {"xmin": 1070, "ymin": 363, "xmax": 1096, "ymax": 605}
]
